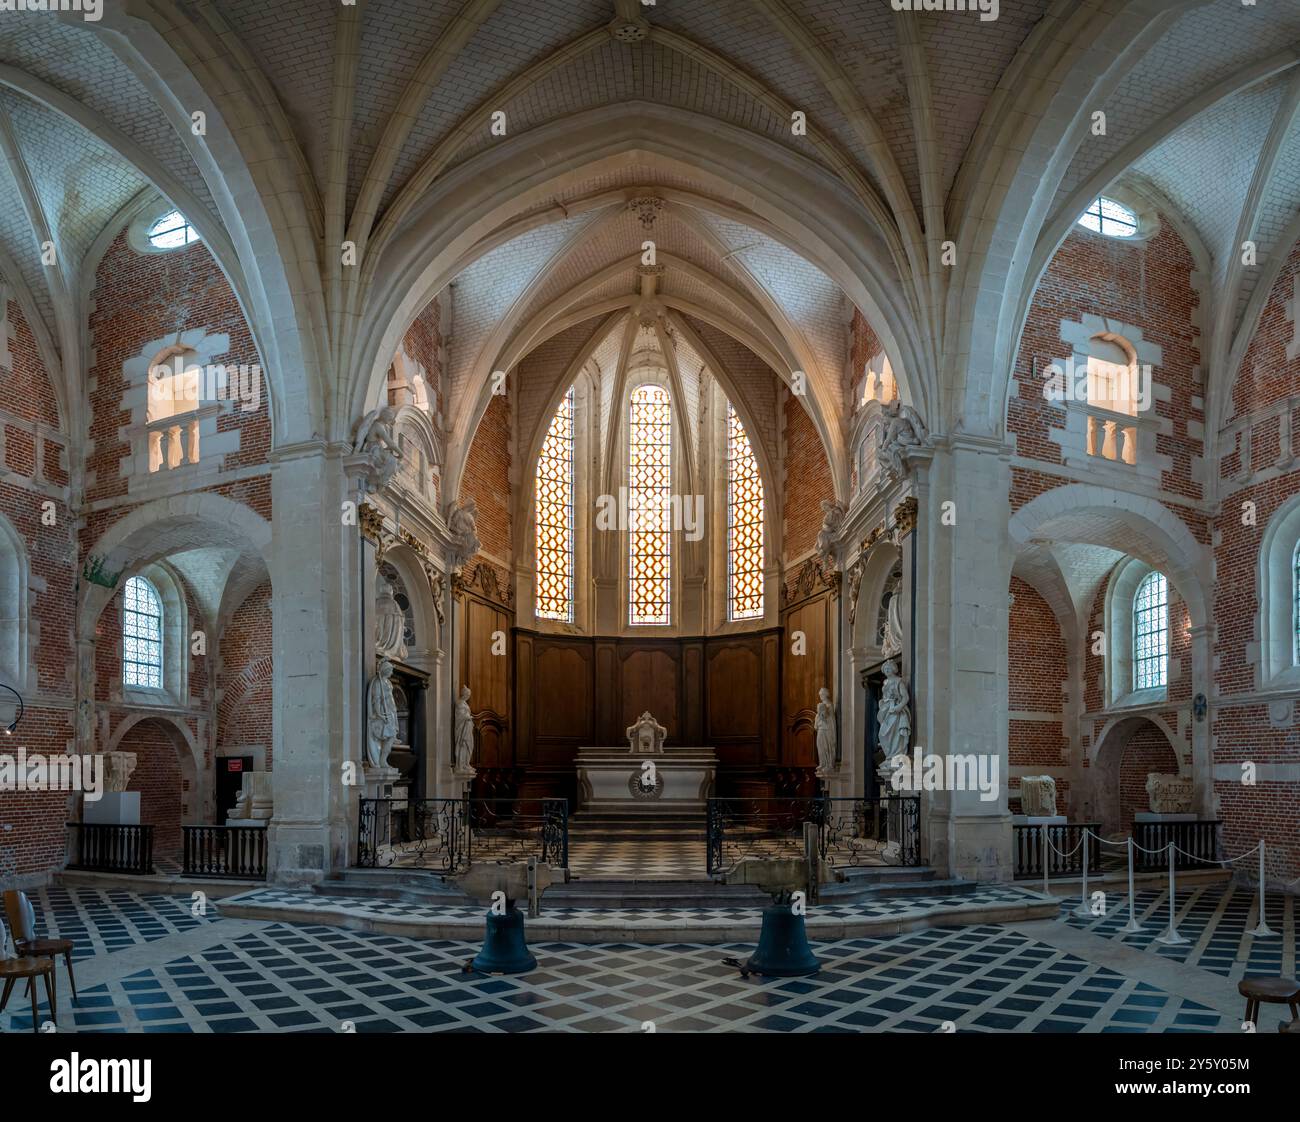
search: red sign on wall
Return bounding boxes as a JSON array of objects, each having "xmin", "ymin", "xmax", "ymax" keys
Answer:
[{"xmin": 227, "ymin": 760, "xmax": 243, "ymax": 772}]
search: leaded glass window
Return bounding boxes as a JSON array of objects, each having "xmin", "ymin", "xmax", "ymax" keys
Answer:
[
  {"xmin": 535, "ymin": 387, "xmax": 575, "ymax": 622},
  {"xmin": 122, "ymin": 576, "xmax": 163, "ymax": 688},
  {"xmin": 1077, "ymin": 196, "xmax": 1139, "ymax": 239},
  {"xmin": 628, "ymin": 384, "xmax": 672, "ymax": 625},
  {"xmin": 726, "ymin": 402, "xmax": 764, "ymax": 620},
  {"xmin": 1133, "ymin": 570, "xmax": 1168, "ymax": 690}
]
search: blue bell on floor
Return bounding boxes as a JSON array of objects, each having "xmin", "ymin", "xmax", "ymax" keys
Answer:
[
  {"xmin": 469, "ymin": 904, "xmax": 537, "ymax": 974},
  {"xmin": 744, "ymin": 901, "xmax": 820, "ymax": 977}
]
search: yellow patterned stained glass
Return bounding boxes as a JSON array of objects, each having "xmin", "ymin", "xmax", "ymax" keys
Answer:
[
  {"xmin": 726, "ymin": 402, "xmax": 764, "ymax": 621},
  {"xmin": 535, "ymin": 387, "xmax": 574, "ymax": 622},
  {"xmin": 628, "ymin": 384, "xmax": 672, "ymax": 625}
]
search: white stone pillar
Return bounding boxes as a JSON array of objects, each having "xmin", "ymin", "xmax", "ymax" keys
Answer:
[
  {"xmin": 266, "ymin": 445, "xmax": 361, "ymax": 884},
  {"xmin": 915, "ymin": 440, "xmax": 1014, "ymax": 881}
]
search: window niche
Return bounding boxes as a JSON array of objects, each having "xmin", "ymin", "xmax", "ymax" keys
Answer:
[
  {"xmin": 1257, "ymin": 496, "xmax": 1300, "ymax": 686},
  {"xmin": 1104, "ymin": 557, "xmax": 1169, "ymax": 706}
]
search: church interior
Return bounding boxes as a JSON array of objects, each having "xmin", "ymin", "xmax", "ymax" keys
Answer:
[{"xmin": 0, "ymin": 0, "xmax": 1298, "ymax": 1046}]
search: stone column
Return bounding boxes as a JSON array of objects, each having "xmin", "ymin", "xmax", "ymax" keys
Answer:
[
  {"xmin": 266, "ymin": 444, "xmax": 361, "ymax": 885},
  {"xmin": 1188, "ymin": 623, "xmax": 1215, "ymax": 818},
  {"xmin": 915, "ymin": 439, "xmax": 1014, "ymax": 881}
]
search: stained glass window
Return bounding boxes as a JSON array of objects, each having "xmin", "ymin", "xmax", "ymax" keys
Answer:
[
  {"xmin": 1133, "ymin": 570, "xmax": 1168, "ymax": 690},
  {"xmin": 535, "ymin": 387, "xmax": 575, "ymax": 622},
  {"xmin": 628, "ymin": 384, "xmax": 672, "ymax": 625},
  {"xmin": 726, "ymin": 402, "xmax": 764, "ymax": 620},
  {"xmin": 122, "ymin": 576, "xmax": 163, "ymax": 688}
]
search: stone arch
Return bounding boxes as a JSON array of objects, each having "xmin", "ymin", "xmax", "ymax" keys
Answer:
[
  {"xmin": 378, "ymin": 543, "xmax": 442, "ymax": 663},
  {"xmin": 1091, "ymin": 714, "xmax": 1183, "ymax": 836},
  {"xmin": 106, "ymin": 712, "xmax": 202, "ymax": 855},
  {"xmin": 1007, "ymin": 484, "xmax": 1209, "ymax": 629},
  {"xmin": 1257, "ymin": 492, "xmax": 1300, "ymax": 686},
  {"xmin": 851, "ymin": 541, "xmax": 904, "ymax": 653},
  {"xmin": 350, "ymin": 109, "xmax": 935, "ymax": 500},
  {"xmin": 0, "ymin": 510, "xmax": 30, "ymax": 690}
]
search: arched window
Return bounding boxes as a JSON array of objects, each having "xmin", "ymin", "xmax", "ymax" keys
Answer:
[
  {"xmin": 628, "ymin": 384, "xmax": 672, "ymax": 626},
  {"xmin": 1293, "ymin": 541, "xmax": 1300, "ymax": 665},
  {"xmin": 535, "ymin": 387, "xmax": 575, "ymax": 623},
  {"xmin": 726, "ymin": 401, "xmax": 764, "ymax": 621},
  {"xmin": 1132, "ymin": 571, "xmax": 1168, "ymax": 690},
  {"xmin": 122, "ymin": 576, "xmax": 164, "ymax": 688},
  {"xmin": 146, "ymin": 209, "xmax": 200, "ymax": 250},
  {"xmin": 1077, "ymin": 196, "xmax": 1139, "ymax": 239}
]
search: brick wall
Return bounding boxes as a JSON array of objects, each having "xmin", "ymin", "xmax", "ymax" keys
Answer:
[
  {"xmin": 391, "ymin": 295, "xmax": 442, "ymax": 417},
  {"xmin": 1117, "ymin": 724, "xmax": 1179, "ymax": 828},
  {"xmin": 1212, "ymin": 235, "xmax": 1300, "ymax": 880},
  {"xmin": 461, "ymin": 390, "xmax": 512, "ymax": 583},
  {"xmin": 119, "ymin": 718, "xmax": 186, "ymax": 857},
  {"xmin": 782, "ymin": 392, "xmax": 834, "ymax": 572},
  {"xmin": 217, "ymin": 582, "xmax": 273, "ymax": 767},
  {"xmin": 86, "ymin": 231, "xmax": 270, "ymax": 504},
  {"xmin": 1008, "ymin": 577, "xmax": 1067, "ymax": 787}
]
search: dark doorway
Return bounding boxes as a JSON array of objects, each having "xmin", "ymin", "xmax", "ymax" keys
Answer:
[{"xmin": 216, "ymin": 755, "xmax": 254, "ymax": 823}]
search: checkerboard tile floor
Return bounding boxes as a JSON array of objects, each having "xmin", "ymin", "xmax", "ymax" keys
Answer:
[
  {"xmin": 567, "ymin": 838, "xmax": 704, "ymax": 879},
  {"xmin": 6, "ymin": 885, "xmax": 220, "ymax": 961},
  {"xmin": 220, "ymin": 883, "xmax": 1040, "ymax": 926},
  {"xmin": 0, "ymin": 919, "xmax": 1229, "ymax": 1034},
  {"xmin": 1057, "ymin": 883, "xmax": 1296, "ymax": 982}
]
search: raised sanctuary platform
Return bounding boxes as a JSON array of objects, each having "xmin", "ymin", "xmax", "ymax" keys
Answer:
[{"xmin": 576, "ymin": 746, "xmax": 717, "ymax": 816}]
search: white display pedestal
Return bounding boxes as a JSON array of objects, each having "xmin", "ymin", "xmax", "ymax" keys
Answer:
[
  {"xmin": 84, "ymin": 792, "xmax": 140, "ymax": 826},
  {"xmin": 576, "ymin": 747, "xmax": 717, "ymax": 816}
]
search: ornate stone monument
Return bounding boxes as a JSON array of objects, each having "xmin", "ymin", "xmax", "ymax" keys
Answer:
[
  {"xmin": 226, "ymin": 771, "xmax": 274, "ymax": 826},
  {"xmin": 1140, "ymin": 772, "xmax": 1194, "ymax": 821},
  {"xmin": 374, "ymin": 577, "xmax": 408, "ymax": 662},
  {"xmin": 1019, "ymin": 776, "xmax": 1059, "ymax": 818}
]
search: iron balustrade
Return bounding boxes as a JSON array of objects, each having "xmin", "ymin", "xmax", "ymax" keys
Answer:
[
  {"xmin": 1013, "ymin": 822, "xmax": 1102, "ymax": 879},
  {"xmin": 183, "ymin": 824, "xmax": 268, "ymax": 879},
  {"xmin": 706, "ymin": 795, "xmax": 922, "ymax": 876},
  {"xmin": 66, "ymin": 822, "xmax": 154, "ymax": 875},
  {"xmin": 357, "ymin": 796, "xmax": 568, "ymax": 872},
  {"xmin": 1134, "ymin": 819, "xmax": 1222, "ymax": 871}
]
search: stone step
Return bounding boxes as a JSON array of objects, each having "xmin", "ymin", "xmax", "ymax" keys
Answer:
[
  {"xmin": 821, "ymin": 875, "xmax": 976, "ymax": 901},
  {"xmin": 832, "ymin": 864, "xmax": 936, "ymax": 882},
  {"xmin": 544, "ymin": 878, "xmax": 768, "ymax": 909}
]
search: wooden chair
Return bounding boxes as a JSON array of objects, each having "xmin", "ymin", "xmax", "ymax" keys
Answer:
[
  {"xmin": 0, "ymin": 916, "xmax": 56, "ymax": 1033},
  {"xmin": 3, "ymin": 890, "xmax": 76, "ymax": 1004},
  {"xmin": 1238, "ymin": 976, "xmax": 1300, "ymax": 1028}
]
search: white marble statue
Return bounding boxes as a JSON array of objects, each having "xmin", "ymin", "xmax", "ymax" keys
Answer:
[
  {"xmin": 454, "ymin": 685, "xmax": 476, "ymax": 775},
  {"xmin": 814, "ymin": 501, "xmax": 845, "ymax": 568},
  {"xmin": 1019, "ymin": 775, "xmax": 1058, "ymax": 818},
  {"xmin": 1146, "ymin": 772, "xmax": 1193, "ymax": 815},
  {"xmin": 626, "ymin": 711, "xmax": 667, "ymax": 755},
  {"xmin": 814, "ymin": 687, "xmax": 837, "ymax": 777},
  {"xmin": 354, "ymin": 406, "xmax": 403, "ymax": 490},
  {"xmin": 366, "ymin": 658, "xmax": 398, "ymax": 768},
  {"xmin": 879, "ymin": 400, "xmax": 928, "ymax": 481},
  {"xmin": 374, "ymin": 577, "xmax": 408, "ymax": 661},
  {"xmin": 448, "ymin": 498, "xmax": 481, "ymax": 567},
  {"xmin": 881, "ymin": 590, "xmax": 904, "ymax": 658},
  {"xmin": 877, "ymin": 659, "xmax": 911, "ymax": 760}
]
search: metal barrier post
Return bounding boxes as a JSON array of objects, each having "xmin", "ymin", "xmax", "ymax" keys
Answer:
[
  {"xmin": 1073, "ymin": 829, "xmax": 1091, "ymax": 916},
  {"xmin": 1120, "ymin": 836, "xmax": 1142, "ymax": 933},
  {"xmin": 1250, "ymin": 841, "xmax": 1276, "ymax": 938},
  {"xmin": 1154, "ymin": 841, "xmax": 1188, "ymax": 945}
]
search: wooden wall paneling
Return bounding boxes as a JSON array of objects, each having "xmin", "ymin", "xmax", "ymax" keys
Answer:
[
  {"xmin": 595, "ymin": 640, "xmax": 617, "ymax": 744},
  {"xmin": 762, "ymin": 629, "xmax": 782, "ymax": 765},
  {"xmin": 781, "ymin": 593, "xmax": 831, "ymax": 767},
  {"xmin": 619, "ymin": 644, "xmax": 679, "ymax": 736},
  {"xmin": 681, "ymin": 640, "xmax": 704, "ymax": 745}
]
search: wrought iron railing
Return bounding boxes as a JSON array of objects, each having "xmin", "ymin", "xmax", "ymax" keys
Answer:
[
  {"xmin": 1134, "ymin": 819, "xmax": 1222, "ymax": 871},
  {"xmin": 357, "ymin": 797, "xmax": 568, "ymax": 872},
  {"xmin": 183, "ymin": 824, "xmax": 268, "ymax": 880},
  {"xmin": 706, "ymin": 795, "xmax": 922, "ymax": 876},
  {"xmin": 66, "ymin": 822, "xmax": 154, "ymax": 875},
  {"xmin": 1013, "ymin": 822, "xmax": 1102, "ymax": 879}
]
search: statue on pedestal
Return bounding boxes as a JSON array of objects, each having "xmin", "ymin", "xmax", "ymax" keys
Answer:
[
  {"xmin": 1019, "ymin": 775, "xmax": 1058, "ymax": 818},
  {"xmin": 626, "ymin": 711, "xmax": 667, "ymax": 755},
  {"xmin": 814, "ymin": 687, "xmax": 837, "ymax": 776},
  {"xmin": 366, "ymin": 658, "xmax": 398, "ymax": 768},
  {"xmin": 877, "ymin": 659, "xmax": 911, "ymax": 763},
  {"xmin": 454, "ymin": 685, "xmax": 476, "ymax": 775}
]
